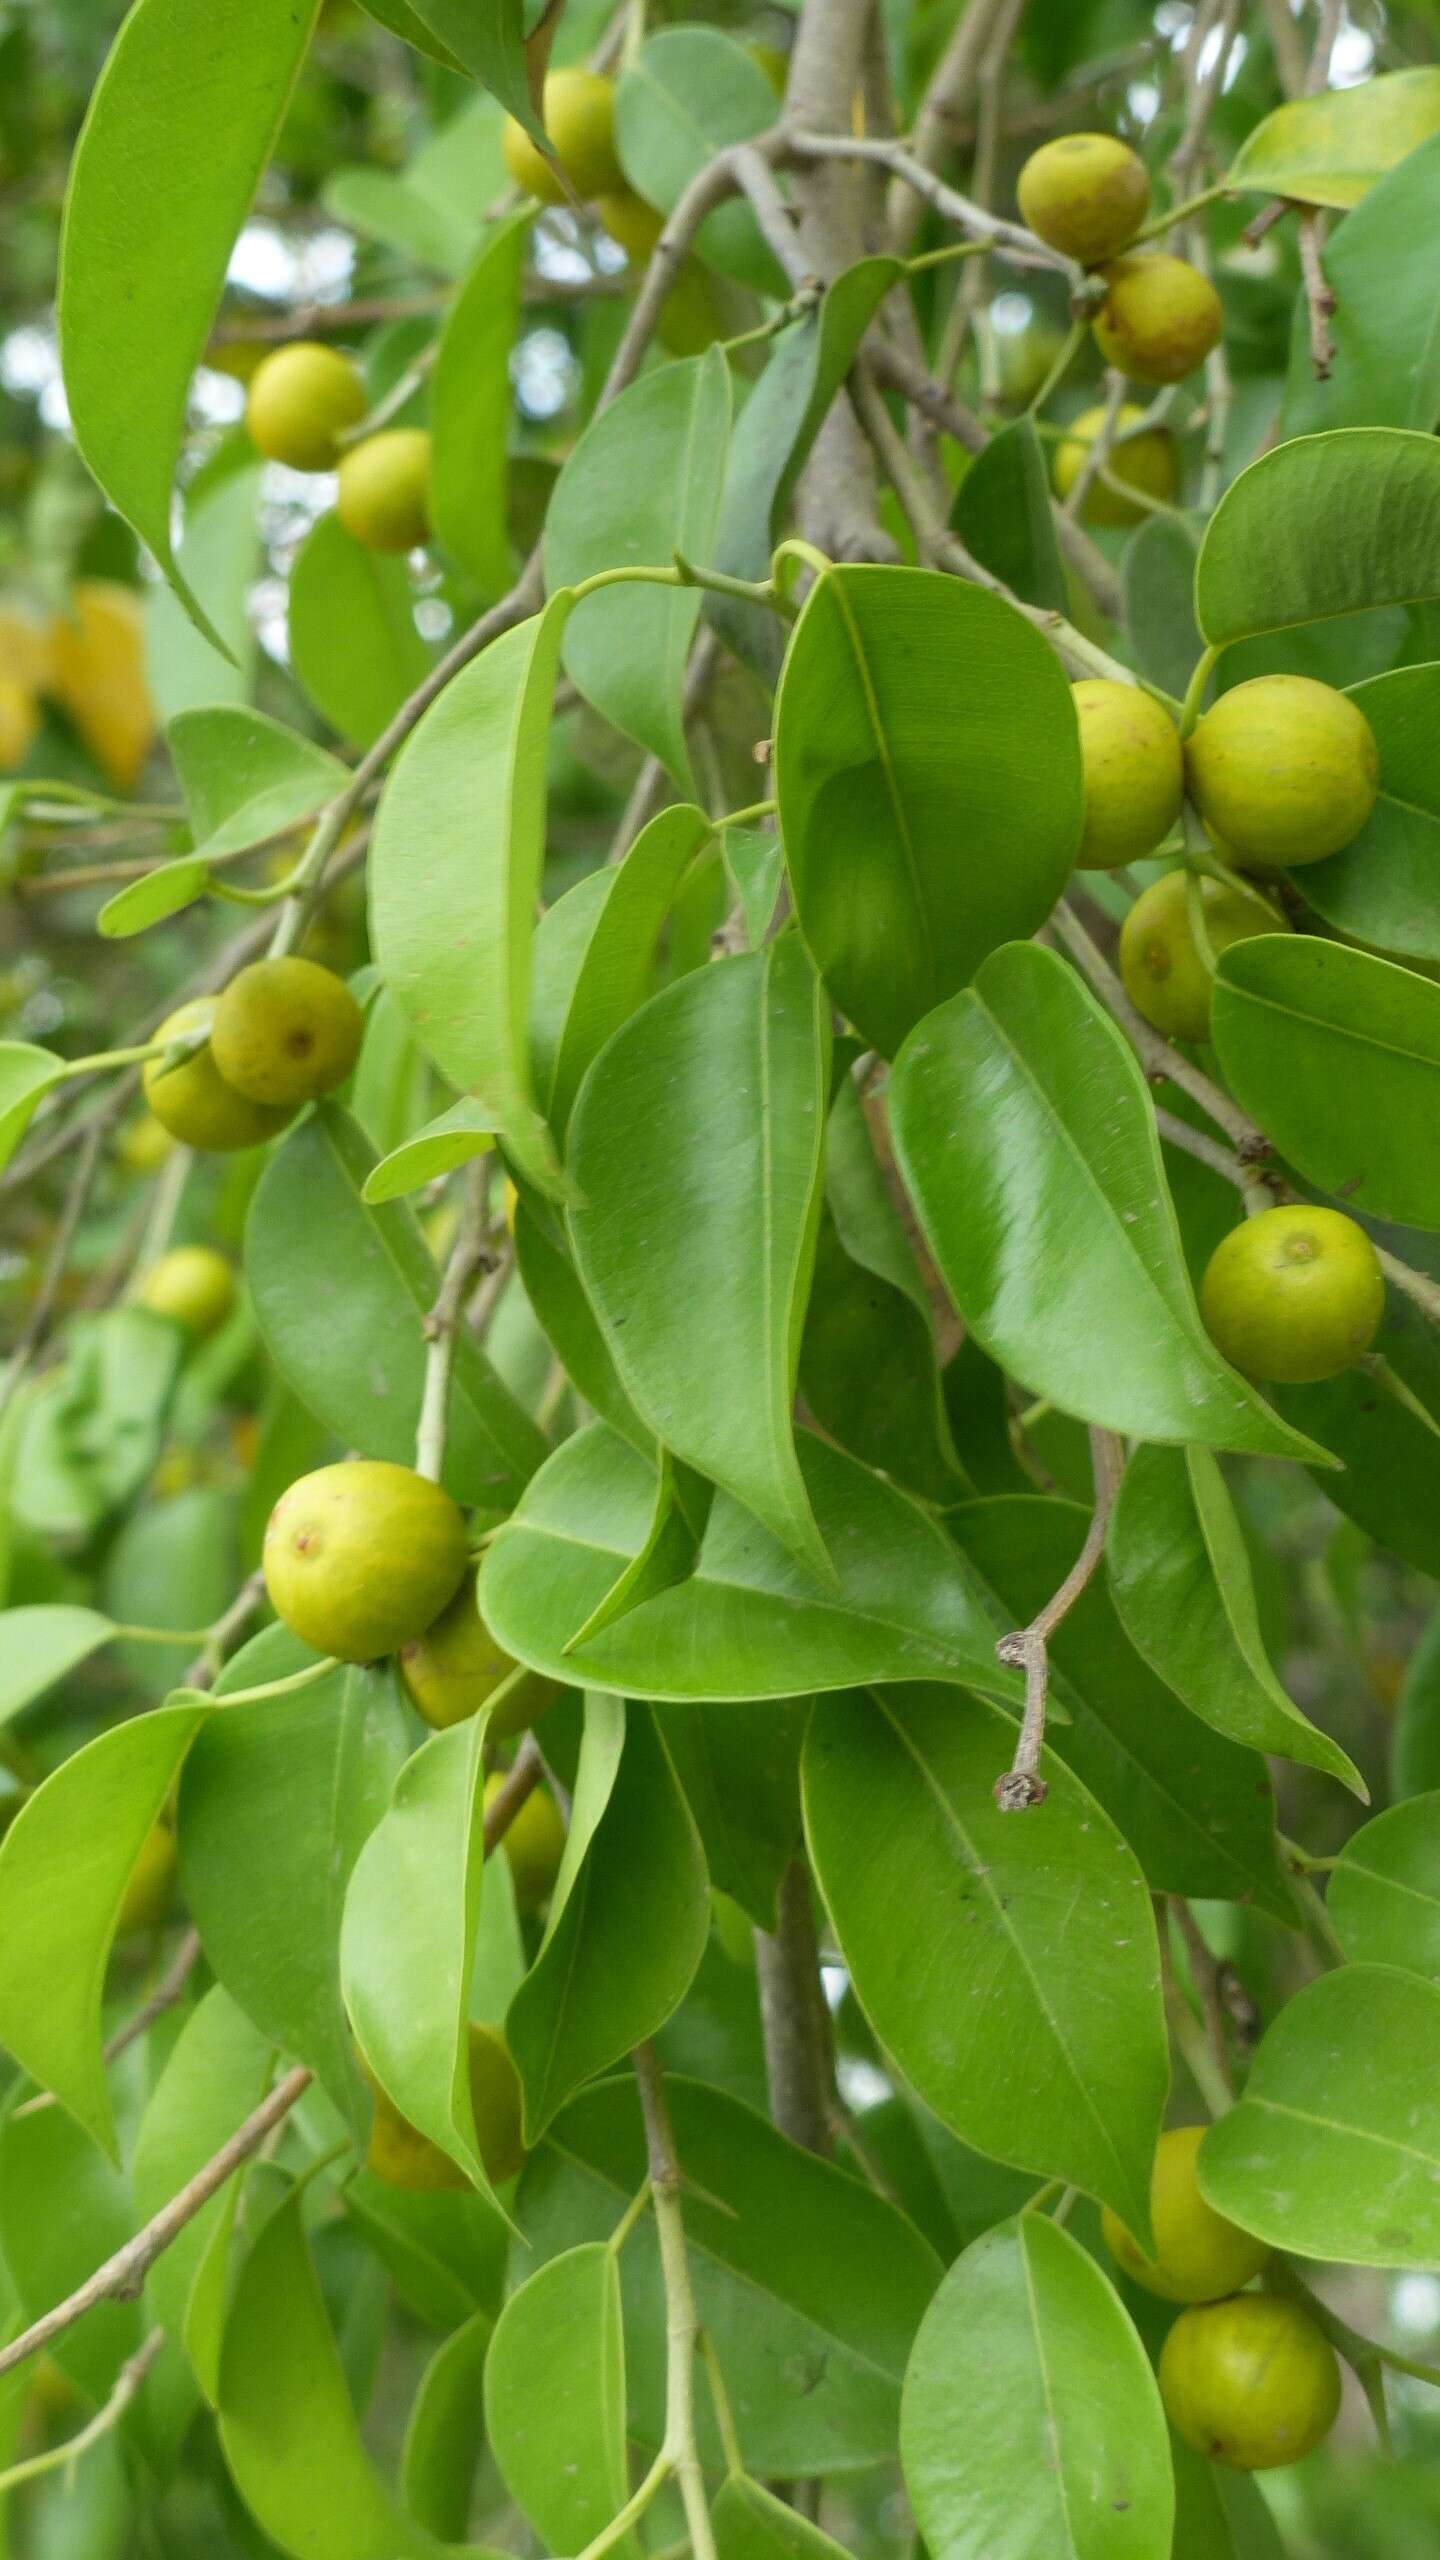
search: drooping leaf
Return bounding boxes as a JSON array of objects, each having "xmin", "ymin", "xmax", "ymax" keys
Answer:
[
  {"xmin": 485, "ymin": 2246, "xmax": 635, "ymax": 2556},
  {"xmin": 0, "ymin": 1602, "xmax": 116, "ymax": 1724},
  {"xmin": 774, "ymin": 569, "xmax": 1082, "ymax": 1056},
  {"xmin": 660, "ymin": 1696, "xmax": 806, "ymax": 1928},
  {"xmin": 512, "ymin": 1201, "xmax": 650, "ymax": 1452},
  {"xmin": 615, "ymin": 29, "xmax": 787, "ymax": 293},
  {"xmin": 1295, "ymin": 665, "xmax": 1440, "ymax": 960},
  {"xmin": 1196, "ymin": 427, "xmax": 1440, "ymax": 648},
  {"xmin": 1171, "ymin": 2439, "xmax": 1286, "ymax": 2560},
  {"xmin": 1328, "ymin": 1794, "xmax": 1440, "ymax": 1983},
  {"xmin": 1227, "ymin": 68, "xmax": 1440, "ymax": 209},
  {"xmin": 1123, "ymin": 514, "xmax": 1203, "ymax": 704},
  {"xmin": 288, "ymin": 511, "xmax": 432, "ymax": 750},
  {"xmin": 0, "ymin": 2106, "xmax": 142, "ymax": 2405},
  {"xmin": 131, "ymin": 1988, "xmax": 274, "ymax": 2401},
  {"xmin": 1276, "ymin": 1311, "xmax": 1440, "ymax": 1578},
  {"xmin": 800, "ymin": 1209, "xmax": 963, "ymax": 1503},
  {"xmin": 535, "ymin": 801, "xmax": 711, "ymax": 1137},
  {"xmin": 144, "ymin": 442, "xmax": 262, "ymax": 716},
  {"xmin": 951, "ymin": 417, "xmax": 1067, "ymax": 615},
  {"xmin": 430, "ymin": 212, "xmax": 530, "ymax": 597},
  {"xmin": 359, "ymin": 1098, "xmax": 496, "ymax": 1202},
  {"xmin": 401, "ymin": 2310, "xmax": 493, "ymax": 2540},
  {"xmin": 712, "ymin": 2474, "xmax": 853, "ymax": 2560},
  {"xmin": 0, "ymin": 1043, "xmax": 65, "ymax": 1177}
]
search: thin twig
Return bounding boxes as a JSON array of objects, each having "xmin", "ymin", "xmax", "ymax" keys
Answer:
[
  {"xmin": 633, "ymin": 2043, "xmax": 720, "ymax": 2560},
  {"xmin": 1297, "ymin": 210, "xmax": 1336, "ymax": 378},
  {"xmin": 994, "ymin": 1428, "xmax": 1126, "ymax": 1809},
  {"xmin": 415, "ymin": 1167, "xmax": 491, "ymax": 1482},
  {"xmin": 0, "ymin": 2327, "xmax": 165, "ymax": 2497},
  {"xmin": 754, "ymin": 1857, "xmax": 832, "ymax": 2157}
]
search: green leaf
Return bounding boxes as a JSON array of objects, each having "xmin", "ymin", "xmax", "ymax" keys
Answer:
[
  {"xmin": 615, "ymin": 29, "xmax": 787, "ymax": 293},
  {"xmin": 0, "ymin": 1042, "xmax": 64, "ymax": 1177},
  {"xmin": 144, "ymin": 443, "xmax": 262, "ymax": 716},
  {"xmin": 0, "ymin": 1703, "xmax": 208, "ymax": 2151},
  {"xmin": 481, "ymin": 1424, "xmax": 1021, "ymax": 1703},
  {"xmin": 289, "ymin": 511, "xmax": 432, "ymax": 750},
  {"xmin": 98, "ymin": 855, "xmax": 213, "ymax": 938},
  {"xmin": 1227, "ymin": 68, "xmax": 1440, "ymax": 208},
  {"xmin": 0, "ymin": 1602, "xmax": 116, "ymax": 1724},
  {"xmin": 370, "ymin": 601, "xmax": 573, "ymax": 1196},
  {"xmin": 1124, "ymin": 515, "xmax": 1203, "ymax": 705},
  {"xmin": 359, "ymin": 1098, "xmax": 497, "ymax": 1202},
  {"xmin": 1295, "ymin": 665, "xmax": 1440, "ymax": 960},
  {"xmin": 430, "ymin": 212, "xmax": 529, "ymax": 596},
  {"xmin": 1196, "ymin": 428, "xmax": 1440, "ymax": 648},
  {"xmin": 1328, "ymin": 1793, "xmax": 1440, "ymax": 1983},
  {"xmin": 1276, "ymin": 1312, "xmax": 1440, "ymax": 1577},
  {"xmin": 179, "ymin": 1627, "xmax": 409, "ymax": 2130},
  {"xmin": 803, "ymin": 1686, "xmax": 1167, "ymax": 2238},
  {"xmin": 544, "ymin": 350, "xmax": 731, "ymax": 791},
  {"xmin": 535, "ymin": 801, "xmax": 712, "ymax": 1138},
  {"xmin": 1199, "ymin": 1964, "xmax": 1440, "ymax": 2267},
  {"xmin": 569, "ymin": 941, "xmax": 832, "ymax": 1573},
  {"xmin": 1394, "ymin": 1607, "xmax": 1440, "ymax": 1797},
  {"xmin": 1108, "ymin": 1444, "xmax": 1363, "ymax": 1792},
  {"xmin": 405, "ymin": 0, "xmax": 543, "ymax": 145},
  {"xmin": 323, "ymin": 163, "xmax": 475, "ymax": 275},
  {"xmin": 1171, "ymin": 2439, "xmax": 1286, "ymax": 2560},
  {"xmin": 518, "ymin": 2074, "xmax": 942, "ymax": 2475},
  {"xmin": 951, "ymin": 416, "xmax": 1067, "ymax": 616},
  {"xmin": 341, "ymin": 1718, "xmax": 494, "ymax": 2190},
  {"xmin": 169, "ymin": 702, "xmax": 346, "ymax": 860},
  {"xmin": 246, "ymin": 1107, "xmax": 545, "ymax": 1508},
  {"xmin": 0, "ymin": 2107, "xmax": 142, "ymax": 2405},
  {"xmin": 131, "ymin": 1988, "xmax": 274, "ymax": 2401},
  {"xmin": 800, "ymin": 1210, "xmax": 963, "ymax": 1503},
  {"xmin": 774, "ymin": 567, "xmax": 1082, "ymax": 1056},
  {"xmin": 512, "ymin": 1199, "xmax": 650, "ymax": 1451},
  {"xmin": 58, "ymin": 0, "xmax": 319, "ymax": 645},
  {"xmin": 712, "ymin": 2474, "xmax": 853, "ymax": 2560},
  {"xmin": 401, "ymin": 2309, "xmax": 493, "ymax": 2540},
  {"xmin": 1211, "ymin": 935, "xmax": 1440, "ymax": 1229},
  {"xmin": 485, "ymin": 2245, "xmax": 635, "ymax": 2555},
  {"xmin": 1280, "ymin": 135, "xmax": 1440, "ymax": 440},
  {"xmin": 507, "ymin": 1706, "xmax": 708, "ymax": 2142},
  {"xmin": 662, "ymin": 1695, "xmax": 806, "ymax": 1927},
  {"xmin": 889, "ymin": 943, "xmax": 1327, "ymax": 1461},
  {"xmin": 900, "ymin": 2214, "xmax": 1173, "ymax": 2560}
]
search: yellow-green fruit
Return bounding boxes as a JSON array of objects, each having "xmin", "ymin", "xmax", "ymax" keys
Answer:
[
  {"xmin": 398, "ymin": 1572, "xmax": 561, "ymax": 1739},
  {"xmin": 1053, "ymin": 403, "xmax": 1178, "ymax": 527},
  {"xmin": 501, "ymin": 70, "xmax": 622, "ymax": 204},
  {"xmin": 595, "ymin": 193, "xmax": 727, "ymax": 356},
  {"xmin": 116, "ymin": 1113, "xmax": 175, "ymax": 1174},
  {"xmin": 138, "ymin": 1246, "xmax": 236, "ymax": 1339},
  {"xmin": 365, "ymin": 2023, "xmax": 525, "ymax": 2191},
  {"xmin": 1016, "ymin": 133, "xmax": 1150, "ymax": 266},
  {"xmin": 210, "ymin": 955, "xmax": 364, "ymax": 1106},
  {"xmin": 1184, "ymin": 675, "xmax": 1380, "ymax": 869},
  {"xmin": 1118, "ymin": 868, "xmax": 1282, "ymax": 1043},
  {"xmin": 485, "ymin": 1770, "xmax": 566, "ymax": 1909},
  {"xmin": 1160, "ymin": 2295, "xmax": 1342, "ymax": 2471},
  {"xmin": 0, "ymin": 673, "xmax": 37, "ymax": 770},
  {"xmin": 1073, "ymin": 679, "xmax": 1184, "ymax": 867},
  {"xmin": 1092, "ymin": 253, "xmax": 1224, "ymax": 385},
  {"xmin": 116, "ymin": 1817, "xmax": 176, "ymax": 1936},
  {"xmin": 1200, "ymin": 1205, "xmax": 1385, "ymax": 1386},
  {"xmin": 143, "ymin": 1001, "xmax": 297, "ymax": 1153},
  {"xmin": 1101, "ymin": 2127, "xmax": 1272, "ymax": 2303},
  {"xmin": 336, "ymin": 429, "xmax": 431, "ymax": 552},
  {"xmin": 263, "ymin": 1460, "xmax": 469, "ymax": 1662},
  {"xmin": 245, "ymin": 342, "xmax": 366, "ymax": 471}
]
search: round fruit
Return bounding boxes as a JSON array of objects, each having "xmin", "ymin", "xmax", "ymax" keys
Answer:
[
  {"xmin": 116, "ymin": 1113, "xmax": 175, "ymax": 1174},
  {"xmin": 501, "ymin": 69, "xmax": 622, "ymax": 204},
  {"xmin": 245, "ymin": 342, "xmax": 366, "ymax": 471},
  {"xmin": 210, "ymin": 956, "xmax": 364, "ymax": 1106},
  {"xmin": 485, "ymin": 1770, "xmax": 566, "ymax": 1909},
  {"xmin": 1184, "ymin": 675, "xmax": 1380, "ymax": 869},
  {"xmin": 1101, "ymin": 2126, "xmax": 1272, "ymax": 2303},
  {"xmin": 364, "ymin": 2023, "xmax": 524, "ymax": 2192},
  {"xmin": 0, "ymin": 673, "xmax": 37, "ymax": 771},
  {"xmin": 143, "ymin": 1001, "xmax": 297, "ymax": 1153},
  {"xmin": 50, "ymin": 582, "xmax": 156, "ymax": 792},
  {"xmin": 1016, "ymin": 134, "xmax": 1150, "ymax": 266},
  {"xmin": 1073, "ymin": 679, "xmax": 1184, "ymax": 867},
  {"xmin": 336, "ymin": 429, "xmax": 430, "ymax": 553},
  {"xmin": 138, "ymin": 1245, "xmax": 236, "ymax": 1339},
  {"xmin": 263, "ymin": 1461, "xmax": 470, "ymax": 1662},
  {"xmin": 1053, "ymin": 403, "xmax": 1178, "ymax": 527},
  {"xmin": 1092, "ymin": 253, "xmax": 1224, "ymax": 384},
  {"xmin": 116, "ymin": 1816, "xmax": 176, "ymax": 1937},
  {"xmin": 1200, "ymin": 1205, "xmax": 1385, "ymax": 1385},
  {"xmin": 1118, "ymin": 868, "xmax": 1283, "ymax": 1043},
  {"xmin": 399, "ymin": 1573, "xmax": 561, "ymax": 1738},
  {"xmin": 595, "ymin": 192, "xmax": 727, "ymax": 355},
  {"xmin": 1160, "ymin": 2294, "xmax": 1342, "ymax": 2471}
]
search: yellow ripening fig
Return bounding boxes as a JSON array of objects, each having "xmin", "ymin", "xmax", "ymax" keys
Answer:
[
  {"xmin": 143, "ymin": 1000, "xmax": 298, "ymax": 1153},
  {"xmin": 116, "ymin": 1816, "xmax": 177, "ymax": 1936},
  {"xmin": 263, "ymin": 1460, "xmax": 470, "ymax": 1663},
  {"xmin": 1201, "ymin": 1205, "xmax": 1385, "ymax": 1385},
  {"xmin": 501, "ymin": 69, "xmax": 623, "ymax": 204},
  {"xmin": 138, "ymin": 1245, "xmax": 236, "ymax": 1339},
  {"xmin": 336, "ymin": 428, "xmax": 431, "ymax": 553},
  {"xmin": 485, "ymin": 1769, "xmax": 566, "ymax": 1909},
  {"xmin": 1072, "ymin": 679, "xmax": 1183, "ymax": 867},
  {"xmin": 1118, "ymin": 868, "xmax": 1283, "ymax": 1043},
  {"xmin": 364, "ymin": 2023, "xmax": 525, "ymax": 2191},
  {"xmin": 399, "ymin": 1572, "xmax": 562, "ymax": 1738},
  {"xmin": 1092, "ymin": 253, "xmax": 1224, "ymax": 384},
  {"xmin": 1052, "ymin": 403, "xmax": 1177, "ymax": 527},
  {"xmin": 245, "ymin": 341, "xmax": 366, "ymax": 471},
  {"xmin": 0, "ymin": 600, "xmax": 55, "ymax": 696},
  {"xmin": 210, "ymin": 956, "xmax": 364, "ymax": 1106},
  {"xmin": 49, "ymin": 582, "xmax": 156, "ymax": 792},
  {"xmin": 0, "ymin": 675, "xmax": 37, "ymax": 772},
  {"xmin": 1160, "ymin": 2295, "xmax": 1342, "ymax": 2471},
  {"xmin": 1016, "ymin": 133, "xmax": 1150, "ymax": 265},
  {"xmin": 1101, "ymin": 2127, "xmax": 1272, "ymax": 2303},
  {"xmin": 1184, "ymin": 674, "xmax": 1380, "ymax": 869}
]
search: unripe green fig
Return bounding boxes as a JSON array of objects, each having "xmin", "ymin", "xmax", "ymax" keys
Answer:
[
  {"xmin": 143, "ymin": 1000, "xmax": 296, "ymax": 1153},
  {"xmin": 1200, "ymin": 1204, "xmax": 1385, "ymax": 1384},
  {"xmin": 210, "ymin": 955, "xmax": 364, "ymax": 1106},
  {"xmin": 263, "ymin": 1460, "xmax": 469, "ymax": 1662},
  {"xmin": 245, "ymin": 342, "xmax": 365, "ymax": 471},
  {"xmin": 1092, "ymin": 252, "xmax": 1223, "ymax": 384},
  {"xmin": 1159, "ymin": 2295, "xmax": 1342, "ymax": 2471},
  {"xmin": 1073, "ymin": 678, "xmax": 1183, "ymax": 867},
  {"xmin": 1053, "ymin": 403, "xmax": 1177, "ymax": 526},
  {"xmin": 1016, "ymin": 133, "xmax": 1150, "ymax": 266},
  {"xmin": 398, "ymin": 1571, "xmax": 562, "ymax": 1739},
  {"xmin": 501, "ymin": 69, "xmax": 622, "ymax": 204},
  {"xmin": 138, "ymin": 1245, "xmax": 236, "ymax": 1339},
  {"xmin": 336, "ymin": 428, "xmax": 430, "ymax": 552},
  {"xmin": 1184, "ymin": 674, "xmax": 1380, "ymax": 869},
  {"xmin": 1118, "ymin": 867, "xmax": 1282, "ymax": 1042},
  {"xmin": 1101, "ymin": 2126, "xmax": 1271, "ymax": 2303}
]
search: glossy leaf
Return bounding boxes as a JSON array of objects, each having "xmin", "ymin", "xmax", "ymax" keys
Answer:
[
  {"xmin": 1227, "ymin": 68, "xmax": 1440, "ymax": 208},
  {"xmin": 370, "ymin": 600, "xmax": 572, "ymax": 1196},
  {"xmin": 401, "ymin": 2309, "xmax": 493, "ymax": 2539},
  {"xmin": 1211, "ymin": 935, "xmax": 1440, "ymax": 1229},
  {"xmin": 1293, "ymin": 665, "xmax": 1440, "ymax": 958},
  {"xmin": 1171, "ymin": 2440, "xmax": 1286, "ymax": 2560},
  {"xmin": 289, "ymin": 511, "xmax": 432, "ymax": 750},
  {"xmin": 901, "ymin": 2214, "xmax": 1173, "ymax": 2560},
  {"xmin": 0, "ymin": 2106, "xmax": 141, "ymax": 2405},
  {"xmin": 170, "ymin": 702, "xmax": 346, "ymax": 860},
  {"xmin": 1280, "ymin": 135, "xmax": 1440, "ymax": 440},
  {"xmin": 0, "ymin": 1602, "xmax": 115, "ymax": 1724},
  {"xmin": 712, "ymin": 2474, "xmax": 853, "ymax": 2560},
  {"xmin": 324, "ymin": 163, "xmax": 474, "ymax": 272},
  {"xmin": 1124, "ymin": 515, "xmax": 1203, "ymax": 704},
  {"xmin": 58, "ymin": 0, "xmax": 319, "ymax": 642},
  {"xmin": 1196, "ymin": 427, "xmax": 1440, "ymax": 647},
  {"xmin": 131, "ymin": 1988, "xmax": 274, "ymax": 2400},
  {"xmin": 803, "ymin": 1686, "xmax": 1167, "ymax": 2237},
  {"xmin": 569, "ymin": 940, "xmax": 831, "ymax": 1572},
  {"xmin": 800, "ymin": 1209, "xmax": 963, "ymax": 1502},
  {"xmin": 774, "ymin": 568, "xmax": 1082, "ymax": 1056},
  {"xmin": 359, "ymin": 1098, "xmax": 496, "ymax": 1202},
  {"xmin": 1108, "ymin": 1444, "xmax": 1362, "ymax": 1791},
  {"xmin": 512, "ymin": 1200, "xmax": 650, "ymax": 1451},
  {"xmin": 98, "ymin": 855, "xmax": 212, "ymax": 938},
  {"xmin": 1277, "ymin": 1312, "xmax": 1440, "ymax": 1578},
  {"xmin": 536, "ymin": 801, "xmax": 711, "ymax": 1137},
  {"xmin": 430, "ymin": 212, "xmax": 529, "ymax": 596},
  {"xmin": 661, "ymin": 1695, "xmax": 805, "ymax": 1927},
  {"xmin": 951, "ymin": 417, "xmax": 1067, "ymax": 616},
  {"xmin": 1200, "ymin": 1964, "xmax": 1440, "ymax": 2267},
  {"xmin": 889, "ymin": 942, "xmax": 1326, "ymax": 1460},
  {"xmin": 544, "ymin": 350, "xmax": 731, "ymax": 790},
  {"xmin": 615, "ymin": 29, "xmax": 786, "ymax": 292},
  {"xmin": 0, "ymin": 1043, "xmax": 64, "ymax": 1177},
  {"xmin": 1328, "ymin": 1794, "xmax": 1440, "ymax": 1983},
  {"xmin": 144, "ymin": 444, "xmax": 262, "ymax": 717},
  {"xmin": 485, "ymin": 2245, "xmax": 634, "ymax": 2554}
]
